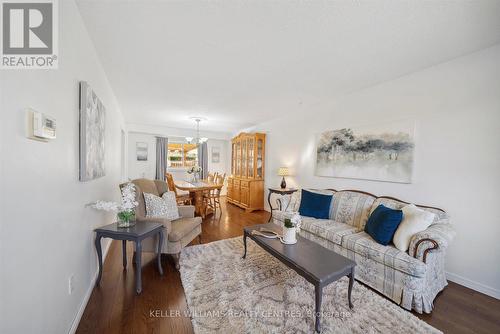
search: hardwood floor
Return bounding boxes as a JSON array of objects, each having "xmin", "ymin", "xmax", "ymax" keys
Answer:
[{"xmin": 77, "ymin": 198, "xmax": 500, "ymax": 334}]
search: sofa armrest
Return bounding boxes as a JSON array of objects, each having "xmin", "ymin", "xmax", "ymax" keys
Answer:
[
  {"xmin": 178, "ymin": 205, "xmax": 195, "ymax": 218},
  {"xmin": 409, "ymin": 220, "xmax": 456, "ymax": 263},
  {"xmin": 136, "ymin": 216, "xmax": 172, "ymax": 234}
]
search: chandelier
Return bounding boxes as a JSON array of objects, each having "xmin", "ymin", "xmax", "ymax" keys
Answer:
[{"xmin": 185, "ymin": 117, "xmax": 208, "ymax": 144}]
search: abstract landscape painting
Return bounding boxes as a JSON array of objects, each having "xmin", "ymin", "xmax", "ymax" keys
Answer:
[
  {"xmin": 315, "ymin": 121, "xmax": 415, "ymax": 183},
  {"xmin": 136, "ymin": 142, "xmax": 148, "ymax": 161},
  {"xmin": 79, "ymin": 81, "xmax": 106, "ymax": 181}
]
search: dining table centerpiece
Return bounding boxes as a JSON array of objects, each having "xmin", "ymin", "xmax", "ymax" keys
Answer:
[{"xmin": 187, "ymin": 165, "xmax": 202, "ymax": 182}]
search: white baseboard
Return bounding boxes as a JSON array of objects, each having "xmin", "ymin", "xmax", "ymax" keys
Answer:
[
  {"xmin": 446, "ymin": 271, "xmax": 500, "ymax": 299},
  {"xmin": 68, "ymin": 241, "xmax": 112, "ymax": 334}
]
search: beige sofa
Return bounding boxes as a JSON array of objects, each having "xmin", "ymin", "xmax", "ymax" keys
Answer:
[
  {"xmin": 120, "ymin": 178, "xmax": 202, "ymax": 269},
  {"xmin": 273, "ymin": 188, "xmax": 456, "ymax": 313}
]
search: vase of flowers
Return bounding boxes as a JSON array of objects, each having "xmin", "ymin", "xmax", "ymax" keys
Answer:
[
  {"xmin": 187, "ymin": 165, "xmax": 202, "ymax": 182},
  {"xmin": 87, "ymin": 182, "xmax": 139, "ymax": 228}
]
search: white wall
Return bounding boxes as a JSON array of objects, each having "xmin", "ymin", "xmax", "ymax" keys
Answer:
[
  {"xmin": 127, "ymin": 131, "xmax": 231, "ymax": 194},
  {"xmin": 248, "ymin": 45, "xmax": 500, "ymax": 298},
  {"xmin": 0, "ymin": 1, "xmax": 126, "ymax": 333}
]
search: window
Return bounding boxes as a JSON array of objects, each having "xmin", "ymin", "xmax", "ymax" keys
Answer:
[{"xmin": 167, "ymin": 143, "xmax": 198, "ymax": 168}]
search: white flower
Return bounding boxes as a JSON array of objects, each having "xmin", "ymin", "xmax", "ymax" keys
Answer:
[
  {"xmin": 291, "ymin": 212, "xmax": 302, "ymax": 231},
  {"xmin": 87, "ymin": 182, "xmax": 138, "ymax": 213},
  {"xmin": 187, "ymin": 165, "xmax": 202, "ymax": 174},
  {"xmin": 87, "ymin": 200, "xmax": 119, "ymax": 212}
]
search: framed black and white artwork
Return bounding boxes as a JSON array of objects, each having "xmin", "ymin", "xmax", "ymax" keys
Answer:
[
  {"xmin": 79, "ymin": 81, "xmax": 106, "ymax": 181},
  {"xmin": 315, "ymin": 120, "xmax": 415, "ymax": 183},
  {"xmin": 211, "ymin": 147, "xmax": 220, "ymax": 163},
  {"xmin": 136, "ymin": 142, "xmax": 148, "ymax": 161}
]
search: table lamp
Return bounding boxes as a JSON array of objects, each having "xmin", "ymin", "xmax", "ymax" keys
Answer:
[{"xmin": 278, "ymin": 167, "xmax": 290, "ymax": 189}]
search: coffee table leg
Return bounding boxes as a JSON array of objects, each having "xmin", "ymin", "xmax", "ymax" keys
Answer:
[
  {"xmin": 122, "ymin": 240, "xmax": 127, "ymax": 269},
  {"xmin": 135, "ymin": 240, "xmax": 142, "ymax": 294},
  {"xmin": 242, "ymin": 231, "xmax": 247, "ymax": 259},
  {"xmin": 315, "ymin": 284, "xmax": 323, "ymax": 333},
  {"xmin": 95, "ymin": 234, "xmax": 103, "ymax": 286},
  {"xmin": 348, "ymin": 267, "xmax": 355, "ymax": 309},
  {"xmin": 157, "ymin": 230, "xmax": 164, "ymax": 276}
]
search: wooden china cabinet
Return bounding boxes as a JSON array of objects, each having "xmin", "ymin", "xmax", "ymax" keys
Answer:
[{"xmin": 227, "ymin": 132, "xmax": 266, "ymax": 212}]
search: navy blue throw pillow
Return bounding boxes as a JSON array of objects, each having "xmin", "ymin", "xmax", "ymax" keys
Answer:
[
  {"xmin": 364, "ymin": 204, "xmax": 403, "ymax": 246},
  {"xmin": 298, "ymin": 189, "xmax": 333, "ymax": 219}
]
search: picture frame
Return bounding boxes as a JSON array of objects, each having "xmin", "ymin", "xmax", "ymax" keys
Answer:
[
  {"xmin": 211, "ymin": 147, "xmax": 220, "ymax": 163},
  {"xmin": 136, "ymin": 142, "xmax": 148, "ymax": 161}
]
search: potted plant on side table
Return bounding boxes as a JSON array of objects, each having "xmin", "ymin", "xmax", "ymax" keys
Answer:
[{"xmin": 87, "ymin": 182, "xmax": 139, "ymax": 228}]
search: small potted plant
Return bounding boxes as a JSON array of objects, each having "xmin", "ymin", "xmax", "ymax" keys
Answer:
[
  {"xmin": 283, "ymin": 214, "xmax": 301, "ymax": 244},
  {"xmin": 87, "ymin": 182, "xmax": 139, "ymax": 228}
]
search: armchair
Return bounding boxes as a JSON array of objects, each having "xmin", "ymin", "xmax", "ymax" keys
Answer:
[{"xmin": 120, "ymin": 178, "xmax": 202, "ymax": 269}]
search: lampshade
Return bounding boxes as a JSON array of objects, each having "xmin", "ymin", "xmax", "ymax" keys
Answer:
[{"xmin": 278, "ymin": 167, "xmax": 290, "ymax": 176}]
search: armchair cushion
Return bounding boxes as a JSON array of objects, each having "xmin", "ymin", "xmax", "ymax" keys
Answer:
[
  {"xmin": 136, "ymin": 216, "xmax": 171, "ymax": 235},
  {"xmin": 169, "ymin": 217, "xmax": 202, "ymax": 242},
  {"xmin": 409, "ymin": 221, "xmax": 456, "ymax": 262},
  {"xmin": 178, "ymin": 205, "xmax": 195, "ymax": 218}
]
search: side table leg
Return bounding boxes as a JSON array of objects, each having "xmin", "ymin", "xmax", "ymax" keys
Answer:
[
  {"xmin": 95, "ymin": 234, "xmax": 103, "ymax": 286},
  {"xmin": 242, "ymin": 231, "xmax": 248, "ymax": 259},
  {"xmin": 315, "ymin": 284, "xmax": 323, "ymax": 333},
  {"xmin": 267, "ymin": 191, "xmax": 273, "ymax": 222},
  {"xmin": 157, "ymin": 230, "xmax": 164, "ymax": 276},
  {"xmin": 135, "ymin": 240, "xmax": 142, "ymax": 294},
  {"xmin": 348, "ymin": 267, "xmax": 355, "ymax": 309},
  {"xmin": 122, "ymin": 240, "xmax": 127, "ymax": 269}
]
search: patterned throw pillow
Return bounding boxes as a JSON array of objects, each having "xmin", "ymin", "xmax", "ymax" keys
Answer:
[{"xmin": 144, "ymin": 192, "xmax": 180, "ymax": 221}]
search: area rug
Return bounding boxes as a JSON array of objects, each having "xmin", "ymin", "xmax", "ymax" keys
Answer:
[{"xmin": 179, "ymin": 237, "xmax": 440, "ymax": 334}]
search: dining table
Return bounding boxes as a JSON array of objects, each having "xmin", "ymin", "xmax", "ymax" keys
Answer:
[{"xmin": 174, "ymin": 179, "xmax": 223, "ymax": 218}]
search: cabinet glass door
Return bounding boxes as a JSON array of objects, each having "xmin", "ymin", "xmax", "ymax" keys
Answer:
[
  {"xmin": 242, "ymin": 139, "xmax": 247, "ymax": 177},
  {"xmin": 236, "ymin": 141, "xmax": 241, "ymax": 176},
  {"xmin": 248, "ymin": 138, "xmax": 254, "ymax": 178},
  {"xmin": 231, "ymin": 142, "xmax": 235, "ymax": 175},
  {"xmin": 257, "ymin": 138, "xmax": 263, "ymax": 178}
]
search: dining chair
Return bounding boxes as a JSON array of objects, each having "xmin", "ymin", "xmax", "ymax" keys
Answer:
[
  {"xmin": 205, "ymin": 173, "xmax": 225, "ymax": 218},
  {"xmin": 207, "ymin": 172, "xmax": 215, "ymax": 183},
  {"xmin": 165, "ymin": 172, "xmax": 192, "ymax": 205}
]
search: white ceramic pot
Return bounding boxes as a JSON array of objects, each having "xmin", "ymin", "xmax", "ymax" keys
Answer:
[{"xmin": 282, "ymin": 226, "xmax": 297, "ymax": 244}]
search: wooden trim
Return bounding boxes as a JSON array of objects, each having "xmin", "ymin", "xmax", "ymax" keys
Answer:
[
  {"xmin": 336, "ymin": 189, "xmax": 378, "ymax": 198},
  {"xmin": 376, "ymin": 195, "xmax": 446, "ymax": 212},
  {"xmin": 280, "ymin": 188, "xmax": 446, "ymax": 213},
  {"xmin": 322, "ymin": 189, "xmax": 446, "ymax": 213},
  {"xmin": 413, "ymin": 238, "xmax": 439, "ymax": 263}
]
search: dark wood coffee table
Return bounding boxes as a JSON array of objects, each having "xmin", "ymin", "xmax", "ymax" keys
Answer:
[{"xmin": 242, "ymin": 223, "xmax": 356, "ymax": 333}]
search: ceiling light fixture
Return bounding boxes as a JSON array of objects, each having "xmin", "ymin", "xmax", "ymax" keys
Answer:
[{"xmin": 186, "ymin": 117, "xmax": 208, "ymax": 144}]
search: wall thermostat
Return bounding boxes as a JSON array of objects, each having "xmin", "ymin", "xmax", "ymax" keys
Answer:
[{"xmin": 28, "ymin": 109, "xmax": 56, "ymax": 141}]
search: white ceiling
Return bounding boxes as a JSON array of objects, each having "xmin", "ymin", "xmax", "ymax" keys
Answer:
[{"xmin": 76, "ymin": 0, "xmax": 500, "ymax": 133}]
